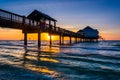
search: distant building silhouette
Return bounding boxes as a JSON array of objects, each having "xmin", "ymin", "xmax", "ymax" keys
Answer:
[{"xmin": 77, "ymin": 26, "xmax": 99, "ymax": 42}]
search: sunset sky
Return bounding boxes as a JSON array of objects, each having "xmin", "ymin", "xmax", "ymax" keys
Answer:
[{"xmin": 0, "ymin": 0, "xmax": 120, "ymax": 40}]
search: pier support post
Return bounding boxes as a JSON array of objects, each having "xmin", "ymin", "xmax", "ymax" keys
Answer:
[
  {"xmin": 62, "ymin": 36, "xmax": 64, "ymax": 45},
  {"xmin": 24, "ymin": 32, "xmax": 27, "ymax": 46},
  {"xmin": 59, "ymin": 35, "xmax": 62, "ymax": 45},
  {"xmin": 70, "ymin": 36, "xmax": 72, "ymax": 45},
  {"xmin": 38, "ymin": 31, "xmax": 41, "ymax": 48},
  {"xmin": 49, "ymin": 34, "xmax": 52, "ymax": 47}
]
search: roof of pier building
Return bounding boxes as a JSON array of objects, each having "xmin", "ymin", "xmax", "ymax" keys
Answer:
[
  {"xmin": 27, "ymin": 10, "xmax": 57, "ymax": 21},
  {"xmin": 77, "ymin": 26, "xmax": 99, "ymax": 39}
]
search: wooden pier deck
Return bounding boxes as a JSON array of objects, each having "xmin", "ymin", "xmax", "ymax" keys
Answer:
[{"xmin": 0, "ymin": 9, "xmax": 82, "ymax": 47}]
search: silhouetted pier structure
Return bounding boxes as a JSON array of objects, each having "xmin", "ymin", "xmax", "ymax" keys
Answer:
[{"xmin": 0, "ymin": 9, "xmax": 82, "ymax": 47}]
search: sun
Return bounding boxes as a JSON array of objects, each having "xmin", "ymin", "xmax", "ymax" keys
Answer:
[{"xmin": 47, "ymin": 35, "xmax": 54, "ymax": 40}]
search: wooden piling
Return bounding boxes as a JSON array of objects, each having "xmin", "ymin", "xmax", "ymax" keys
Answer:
[
  {"xmin": 70, "ymin": 36, "xmax": 72, "ymax": 44},
  {"xmin": 38, "ymin": 31, "xmax": 41, "ymax": 48},
  {"xmin": 24, "ymin": 32, "xmax": 27, "ymax": 46},
  {"xmin": 49, "ymin": 34, "xmax": 52, "ymax": 47},
  {"xmin": 59, "ymin": 35, "xmax": 62, "ymax": 45},
  {"xmin": 62, "ymin": 36, "xmax": 64, "ymax": 45}
]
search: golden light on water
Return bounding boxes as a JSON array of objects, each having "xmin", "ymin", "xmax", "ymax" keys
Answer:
[
  {"xmin": 41, "ymin": 46, "xmax": 60, "ymax": 53},
  {"xmin": 40, "ymin": 57, "xmax": 59, "ymax": 63},
  {"xmin": 24, "ymin": 64, "xmax": 56, "ymax": 75}
]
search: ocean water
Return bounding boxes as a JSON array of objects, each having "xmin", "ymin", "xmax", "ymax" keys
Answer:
[{"xmin": 0, "ymin": 40, "xmax": 120, "ymax": 80}]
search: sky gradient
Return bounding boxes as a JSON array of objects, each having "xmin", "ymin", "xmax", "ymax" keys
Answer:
[{"xmin": 0, "ymin": 0, "xmax": 120, "ymax": 40}]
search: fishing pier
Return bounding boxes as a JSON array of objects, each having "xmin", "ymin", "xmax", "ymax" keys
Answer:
[
  {"xmin": 0, "ymin": 9, "xmax": 100, "ymax": 47},
  {"xmin": 0, "ymin": 9, "xmax": 82, "ymax": 47}
]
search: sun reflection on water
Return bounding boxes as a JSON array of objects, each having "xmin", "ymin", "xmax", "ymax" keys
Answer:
[
  {"xmin": 0, "ymin": 41, "xmax": 63, "ymax": 79},
  {"xmin": 40, "ymin": 46, "xmax": 60, "ymax": 53},
  {"xmin": 20, "ymin": 46, "xmax": 62, "ymax": 78},
  {"xmin": 24, "ymin": 64, "xmax": 56, "ymax": 75},
  {"xmin": 40, "ymin": 57, "xmax": 59, "ymax": 63}
]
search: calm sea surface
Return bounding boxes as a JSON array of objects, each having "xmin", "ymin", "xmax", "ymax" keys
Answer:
[{"xmin": 0, "ymin": 40, "xmax": 120, "ymax": 80}]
